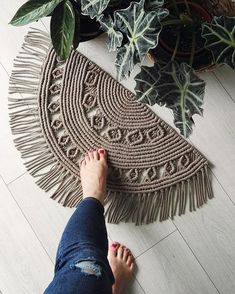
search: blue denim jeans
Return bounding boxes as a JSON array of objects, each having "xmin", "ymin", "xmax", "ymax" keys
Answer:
[{"xmin": 44, "ymin": 197, "xmax": 114, "ymax": 294}]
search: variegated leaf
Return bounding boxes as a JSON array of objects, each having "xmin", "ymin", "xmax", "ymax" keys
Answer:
[
  {"xmin": 202, "ymin": 16, "xmax": 235, "ymax": 69},
  {"xmin": 99, "ymin": 14, "xmax": 123, "ymax": 51},
  {"xmin": 10, "ymin": 0, "xmax": 63, "ymax": 26},
  {"xmin": 135, "ymin": 61, "xmax": 206, "ymax": 137},
  {"xmin": 81, "ymin": 0, "xmax": 110, "ymax": 19},
  {"xmin": 134, "ymin": 64, "xmax": 160, "ymax": 105},
  {"xmin": 144, "ymin": 0, "xmax": 164, "ymax": 12},
  {"xmin": 173, "ymin": 106, "xmax": 194, "ymax": 139},
  {"xmin": 50, "ymin": 0, "xmax": 75, "ymax": 60},
  {"xmin": 114, "ymin": 0, "xmax": 168, "ymax": 80}
]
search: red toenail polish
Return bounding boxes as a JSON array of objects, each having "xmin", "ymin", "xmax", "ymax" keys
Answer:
[
  {"xmin": 99, "ymin": 149, "xmax": 104, "ymax": 154},
  {"xmin": 112, "ymin": 243, "xmax": 118, "ymax": 248}
]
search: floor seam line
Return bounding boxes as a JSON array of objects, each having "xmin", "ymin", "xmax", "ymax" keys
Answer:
[
  {"xmin": 213, "ymin": 72, "xmax": 235, "ymax": 103},
  {"xmin": 173, "ymin": 222, "xmax": 221, "ymax": 294},
  {"xmin": 135, "ymin": 228, "xmax": 178, "ymax": 259},
  {"xmin": 2, "ymin": 176, "xmax": 55, "ymax": 266},
  {"xmin": 6, "ymin": 171, "xmax": 28, "ymax": 186}
]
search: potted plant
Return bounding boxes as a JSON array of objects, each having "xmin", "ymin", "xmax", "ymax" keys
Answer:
[{"xmin": 10, "ymin": 0, "xmax": 235, "ymax": 137}]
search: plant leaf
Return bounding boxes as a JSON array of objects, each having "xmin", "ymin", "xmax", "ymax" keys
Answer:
[
  {"xmin": 134, "ymin": 64, "xmax": 160, "ymax": 105},
  {"xmin": 81, "ymin": 0, "xmax": 110, "ymax": 19},
  {"xmin": 114, "ymin": 0, "xmax": 168, "ymax": 80},
  {"xmin": 10, "ymin": 0, "xmax": 63, "ymax": 26},
  {"xmin": 135, "ymin": 61, "xmax": 206, "ymax": 137},
  {"xmin": 50, "ymin": 0, "xmax": 75, "ymax": 60},
  {"xmin": 202, "ymin": 16, "xmax": 235, "ymax": 69},
  {"xmin": 144, "ymin": 0, "xmax": 165, "ymax": 12},
  {"xmin": 173, "ymin": 106, "xmax": 194, "ymax": 138},
  {"xmin": 73, "ymin": 6, "xmax": 81, "ymax": 49},
  {"xmin": 99, "ymin": 14, "xmax": 123, "ymax": 51}
]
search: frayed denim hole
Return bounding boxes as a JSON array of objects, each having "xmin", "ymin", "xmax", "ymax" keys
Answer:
[{"xmin": 74, "ymin": 261, "xmax": 102, "ymax": 278}]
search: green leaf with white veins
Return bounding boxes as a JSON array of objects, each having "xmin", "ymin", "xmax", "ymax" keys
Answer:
[
  {"xmin": 144, "ymin": 0, "xmax": 165, "ymax": 12},
  {"xmin": 81, "ymin": 0, "xmax": 110, "ymax": 19},
  {"xmin": 50, "ymin": 0, "xmax": 75, "ymax": 60},
  {"xmin": 10, "ymin": 0, "xmax": 63, "ymax": 26},
  {"xmin": 135, "ymin": 61, "xmax": 206, "ymax": 137},
  {"xmin": 99, "ymin": 14, "xmax": 123, "ymax": 51},
  {"xmin": 157, "ymin": 61, "xmax": 205, "ymax": 137},
  {"xmin": 202, "ymin": 16, "xmax": 235, "ymax": 69},
  {"xmin": 114, "ymin": 0, "xmax": 168, "ymax": 80},
  {"xmin": 134, "ymin": 64, "xmax": 160, "ymax": 105}
]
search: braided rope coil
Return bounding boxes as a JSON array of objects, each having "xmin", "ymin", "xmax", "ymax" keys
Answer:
[{"xmin": 8, "ymin": 28, "xmax": 213, "ymax": 225}]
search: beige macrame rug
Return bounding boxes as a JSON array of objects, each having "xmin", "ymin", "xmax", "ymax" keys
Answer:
[{"xmin": 9, "ymin": 28, "xmax": 213, "ymax": 225}]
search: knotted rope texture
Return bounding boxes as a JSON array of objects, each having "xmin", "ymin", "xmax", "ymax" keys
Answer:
[{"xmin": 8, "ymin": 28, "xmax": 213, "ymax": 225}]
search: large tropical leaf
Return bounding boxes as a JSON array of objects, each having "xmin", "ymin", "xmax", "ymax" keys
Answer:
[
  {"xmin": 81, "ymin": 0, "xmax": 110, "ymax": 19},
  {"xmin": 10, "ymin": 0, "xmax": 63, "ymax": 26},
  {"xmin": 99, "ymin": 14, "xmax": 123, "ymax": 51},
  {"xmin": 73, "ymin": 6, "xmax": 81, "ymax": 50},
  {"xmin": 202, "ymin": 16, "xmax": 235, "ymax": 69},
  {"xmin": 135, "ymin": 61, "xmax": 206, "ymax": 137},
  {"xmin": 134, "ymin": 64, "xmax": 160, "ymax": 105},
  {"xmin": 50, "ymin": 0, "xmax": 75, "ymax": 60},
  {"xmin": 144, "ymin": 0, "xmax": 164, "ymax": 12},
  {"xmin": 112, "ymin": 0, "xmax": 168, "ymax": 80}
]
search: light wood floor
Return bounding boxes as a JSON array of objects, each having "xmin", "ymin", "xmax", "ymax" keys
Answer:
[{"xmin": 0, "ymin": 1, "xmax": 235, "ymax": 293}]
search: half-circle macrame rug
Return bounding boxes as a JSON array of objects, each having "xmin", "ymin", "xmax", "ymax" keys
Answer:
[{"xmin": 9, "ymin": 28, "xmax": 213, "ymax": 225}]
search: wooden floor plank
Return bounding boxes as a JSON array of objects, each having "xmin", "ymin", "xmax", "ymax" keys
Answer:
[
  {"xmin": 136, "ymin": 231, "xmax": 218, "ymax": 294},
  {"xmin": 213, "ymin": 66, "xmax": 235, "ymax": 102},
  {"xmin": 0, "ymin": 177, "xmax": 53, "ymax": 294},
  {"xmin": 0, "ymin": 64, "xmax": 26, "ymax": 183},
  {"xmin": 0, "ymin": 1, "xmax": 46, "ymax": 73},
  {"xmin": 189, "ymin": 72, "xmax": 235, "ymax": 203},
  {"xmin": 173, "ymin": 175, "xmax": 235, "ymax": 294}
]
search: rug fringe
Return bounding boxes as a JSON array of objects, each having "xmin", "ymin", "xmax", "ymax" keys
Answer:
[
  {"xmin": 9, "ymin": 28, "xmax": 213, "ymax": 224},
  {"xmin": 105, "ymin": 165, "xmax": 213, "ymax": 225},
  {"xmin": 9, "ymin": 28, "xmax": 83, "ymax": 207}
]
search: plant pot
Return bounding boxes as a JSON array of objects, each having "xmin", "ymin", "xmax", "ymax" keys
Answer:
[
  {"xmin": 79, "ymin": 15, "xmax": 103, "ymax": 42},
  {"xmin": 79, "ymin": 0, "xmax": 132, "ymax": 42},
  {"xmin": 151, "ymin": 0, "xmax": 214, "ymax": 70}
]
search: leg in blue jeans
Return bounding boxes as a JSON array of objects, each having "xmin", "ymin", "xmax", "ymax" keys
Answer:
[
  {"xmin": 44, "ymin": 197, "xmax": 114, "ymax": 294},
  {"xmin": 44, "ymin": 149, "xmax": 134, "ymax": 294}
]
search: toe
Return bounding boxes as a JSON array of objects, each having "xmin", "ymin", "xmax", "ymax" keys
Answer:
[
  {"xmin": 129, "ymin": 262, "xmax": 135, "ymax": 272},
  {"xmin": 85, "ymin": 155, "xmax": 90, "ymax": 164},
  {"xmin": 98, "ymin": 148, "xmax": 106, "ymax": 160},
  {"xmin": 117, "ymin": 245, "xmax": 125, "ymax": 259},
  {"xmin": 108, "ymin": 242, "xmax": 119, "ymax": 258},
  {"xmin": 123, "ymin": 247, "xmax": 129, "ymax": 261},
  {"xmin": 93, "ymin": 150, "xmax": 99, "ymax": 160},
  {"xmin": 127, "ymin": 254, "xmax": 134, "ymax": 267},
  {"xmin": 79, "ymin": 158, "xmax": 86, "ymax": 167},
  {"xmin": 88, "ymin": 150, "xmax": 94, "ymax": 160}
]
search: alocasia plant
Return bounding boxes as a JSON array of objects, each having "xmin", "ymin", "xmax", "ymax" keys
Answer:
[
  {"xmin": 9, "ymin": 0, "xmax": 235, "ymax": 137},
  {"xmin": 98, "ymin": 0, "xmax": 168, "ymax": 80},
  {"xmin": 81, "ymin": 0, "xmax": 110, "ymax": 18},
  {"xmin": 202, "ymin": 16, "xmax": 235, "ymax": 69},
  {"xmin": 135, "ymin": 61, "xmax": 205, "ymax": 137}
]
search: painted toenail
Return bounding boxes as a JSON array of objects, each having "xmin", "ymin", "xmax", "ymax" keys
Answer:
[
  {"xmin": 99, "ymin": 149, "xmax": 104, "ymax": 154},
  {"xmin": 112, "ymin": 243, "xmax": 118, "ymax": 248}
]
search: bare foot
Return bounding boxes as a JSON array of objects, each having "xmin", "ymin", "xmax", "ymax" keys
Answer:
[
  {"xmin": 80, "ymin": 149, "xmax": 108, "ymax": 205},
  {"xmin": 108, "ymin": 242, "xmax": 135, "ymax": 294}
]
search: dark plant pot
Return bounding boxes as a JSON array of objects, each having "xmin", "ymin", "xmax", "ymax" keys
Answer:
[
  {"xmin": 80, "ymin": 15, "xmax": 103, "ymax": 42},
  {"xmin": 79, "ymin": 0, "xmax": 132, "ymax": 42},
  {"xmin": 151, "ymin": 1, "xmax": 214, "ymax": 70}
]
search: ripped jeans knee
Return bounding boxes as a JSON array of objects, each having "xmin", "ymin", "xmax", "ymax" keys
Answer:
[{"xmin": 73, "ymin": 260, "xmax": 102, "ymax": 278}]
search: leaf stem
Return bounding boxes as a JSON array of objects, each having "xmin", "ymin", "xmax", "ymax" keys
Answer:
[
  {"xmin": 171, "ymin": 0, "xmax": 180, "ymax": 16},
  {"xmin": 183, "ymin": 0, "xmax": 191, "ymax": 16},
  {"xmin": 161, "ymin": 19, "xmax": 182, "ymax": 26},
  {"xmin": 171, "ymin": 30, "xmax": 180, "ymax": 61}
]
